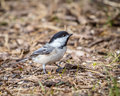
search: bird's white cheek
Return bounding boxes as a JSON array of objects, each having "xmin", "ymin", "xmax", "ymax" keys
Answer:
[{"xmin": 50, "ymin": 37, "xmax": 68, "ymax": 47}]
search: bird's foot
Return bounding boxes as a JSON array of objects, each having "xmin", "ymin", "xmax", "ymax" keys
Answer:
[{"xmin": 56, "ymin": 67, "xmax": 64, "ymax": 73}]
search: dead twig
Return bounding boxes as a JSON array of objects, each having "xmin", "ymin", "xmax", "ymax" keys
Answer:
[
  {"xmin": 88, "ymin": 36, "xmax": 113, "ymax": 47},
  {"xmin": 0, "ymin": 88, "xmax": 13, "ymax": 96},
  {"xmin": 103, "ymin": 0, "xmax": 120, "ymax": 8}
]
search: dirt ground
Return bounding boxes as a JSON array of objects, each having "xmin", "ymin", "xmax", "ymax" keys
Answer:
[{"xmin": 0, "ymin": 0, "xmax": 120, "ymax": 96}]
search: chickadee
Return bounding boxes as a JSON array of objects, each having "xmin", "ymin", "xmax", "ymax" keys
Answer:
[{"xmin": 19, "ymin": 31, "xmax": 72, "ymax": 73}]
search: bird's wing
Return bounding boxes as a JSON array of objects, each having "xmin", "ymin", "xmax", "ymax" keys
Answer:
[{"xmin": 30, "ymin": 44, "xmax": 54, "ymax": 57}]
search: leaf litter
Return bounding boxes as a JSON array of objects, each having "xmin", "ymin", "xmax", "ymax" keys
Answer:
[{"xmin": 0, "ymin": 0, "xmax": 120, "ymax": 96}]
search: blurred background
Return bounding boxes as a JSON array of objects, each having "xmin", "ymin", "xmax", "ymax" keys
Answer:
[
  {"xmin": 0, "ymin": 0, "xmax": 120, "ymax": 55},
  {"xmin": 0, "ymin": 0, "xmax": 120, "ymax": 96}
]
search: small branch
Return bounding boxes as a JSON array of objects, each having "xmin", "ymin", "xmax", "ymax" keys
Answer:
[
  {"xmin": 0, "ymin": 88, "xmax": 13, "ymax": 96},
  {"xmin": 103, "ymin": 0, "xmax": 120, "ymax": 8},
  {"xmin": 0, "ymin": 0, "xmax": 6, "ymax": 9},
  {"xmin": 88, "ymin": 36, "xmax": 112, "ymax": 47}
]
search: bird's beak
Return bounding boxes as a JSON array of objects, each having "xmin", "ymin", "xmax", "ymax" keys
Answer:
[{"xmin": 69, "ymin": 34, "xmax": 73, "ymax": 37}]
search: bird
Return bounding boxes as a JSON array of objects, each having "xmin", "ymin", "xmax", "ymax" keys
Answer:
[{"xmin": 18, "ymin": 31, "xmax": 72, "ymax": 73}]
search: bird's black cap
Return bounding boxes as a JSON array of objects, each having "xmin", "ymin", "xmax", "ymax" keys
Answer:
[{"xmin": 49, "ymin": 31, "xmax": 72, "ymax": 43}]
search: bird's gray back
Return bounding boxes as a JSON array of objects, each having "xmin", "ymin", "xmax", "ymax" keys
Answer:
[{"xmin": 30, "ymin": 44, "xmax": 54, "ymax": 58}]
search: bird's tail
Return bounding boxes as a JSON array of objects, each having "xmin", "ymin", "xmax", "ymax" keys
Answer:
[
  {"xmin": 6, "ymin": 57, "xmax": 29, "ymax": 66},
  {"xmin": 16, "ymin": 57, "xmax": 29, "ymax": 63}
]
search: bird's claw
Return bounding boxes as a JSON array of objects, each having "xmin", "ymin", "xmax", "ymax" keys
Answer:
[{"xmin": 56, "ymin": 67, "xmax": 64, "ymax": 73}]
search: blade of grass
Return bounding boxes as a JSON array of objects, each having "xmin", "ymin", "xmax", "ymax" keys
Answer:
[{"xmin": 38, "ymin": 81, "xmax": 45, "ymax": 93}]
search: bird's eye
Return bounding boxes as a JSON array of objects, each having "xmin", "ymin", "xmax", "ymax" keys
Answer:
[{"xmin": 63, "ymin": 35, "xmax": 66, "ymax": 37}]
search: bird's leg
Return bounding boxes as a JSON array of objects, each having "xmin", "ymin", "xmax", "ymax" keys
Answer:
[{"xmin": 42, "ymin": 64, "xmax": 46, "ymax": 74}]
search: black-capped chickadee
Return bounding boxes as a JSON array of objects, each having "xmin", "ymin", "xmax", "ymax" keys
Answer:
[{"xmin": 19, "ymin": 31, "xmax": 72, "ymax": 73}]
